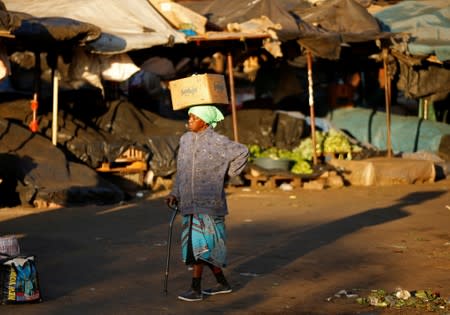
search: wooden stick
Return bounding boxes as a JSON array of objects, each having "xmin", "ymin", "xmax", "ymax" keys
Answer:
[{"xmin": 382, "ymin": 48, "xmax": 392, "ymax": 158}]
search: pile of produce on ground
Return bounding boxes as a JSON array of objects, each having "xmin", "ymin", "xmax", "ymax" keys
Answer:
[
  {"xmin": 356, "ymin": 288, "xmax": 449, "ymax": 312},
  {"xmin": 248, "ymin": 129, "xmax": 362, "ymax": 175}
]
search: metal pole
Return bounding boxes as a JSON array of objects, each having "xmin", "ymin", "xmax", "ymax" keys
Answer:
[
  {"xmin": 227, "ymin": 52, "xmax": 239, "ymax": 142},
  {"xmin": 164, "ymin": 205, "xmax": 178, "ymax": 295},
  {"xmin": 382, "ymin": 48, "xmax": 392, "ymax": 158},
  {"xmin": 306, "ymin": 51, "xmax": 318, "ymax": 166}
]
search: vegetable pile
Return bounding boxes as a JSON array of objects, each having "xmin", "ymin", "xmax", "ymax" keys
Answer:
[
  {"xmin": 357, "ymin": 289, "xmax": 449, "ymax": 312},
  {"xmin": 248, "ymin": 144, "xmax": 313, "ymax": 174},
  {"xmin": 248, "ymin": 128, "xmax": 362, "ymax": 174}
]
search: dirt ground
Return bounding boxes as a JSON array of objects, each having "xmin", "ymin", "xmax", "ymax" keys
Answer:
[{"xmin": 0, "ymin": 178, "xmax": 449, "ymax": 315}]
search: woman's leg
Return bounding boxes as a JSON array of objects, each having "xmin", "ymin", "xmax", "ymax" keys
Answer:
[
  {"xmin": 202, "ymin": 262, "xmax": 232, "ymax": 295},
  {"xmin": 191, "ymin": 262, "xmax": 204, "ymax": 292},
  {"xmin": 178, "ymin": 215, "xmax": 204, "ymax": 301},
  {"xmin": 206, "ymin": 262, "xmax": 229, "ymax": 286}
]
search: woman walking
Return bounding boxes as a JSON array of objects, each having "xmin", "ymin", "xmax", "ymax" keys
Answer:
[{"xmin": 166, "ymin": 105, "xmax": 249, "ymax": 302}]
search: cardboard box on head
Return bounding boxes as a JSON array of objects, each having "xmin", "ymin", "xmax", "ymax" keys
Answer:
[{"xmin": 169, "ymin": 74, "xmax": 229, "ymax": 111}]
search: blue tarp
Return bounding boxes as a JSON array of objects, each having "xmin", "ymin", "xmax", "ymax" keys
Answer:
[
  {"xmin": 374, "ymin": 0, "xmax": 450, "ymax": 61},
  {"xmin": 329, "ymin": 107, "xmax": 450, "ymax": 154}
]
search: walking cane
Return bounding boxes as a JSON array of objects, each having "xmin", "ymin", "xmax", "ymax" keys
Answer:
[{"xmin": 164, "ymin": 204, "xmax": 178, "ymax": 295}]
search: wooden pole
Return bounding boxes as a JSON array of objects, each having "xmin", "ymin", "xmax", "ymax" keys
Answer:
[
  {"xmin": 227, "ymin": 52, "xmax": 239, "ymax": 142},
  {"xmin": 51, "ymin": 69, "xmax": 59, "ymax": 146},
  {"xmin": 382, "ymin": 48, "xmax": 392, "ymax": 158},
  {"xmin": 306, "ymin": 51, "xmax": 318, "ymax": 165},
  {"xmin": 423, "ymin": 98, "xmax": 429, "ymax": 120}
]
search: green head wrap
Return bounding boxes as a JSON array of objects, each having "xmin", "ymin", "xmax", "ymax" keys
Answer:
[{"xmin": 188, "ymin": 105, "xmax": 224, "ymax": 128}]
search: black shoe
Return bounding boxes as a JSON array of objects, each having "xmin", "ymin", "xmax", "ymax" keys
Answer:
[
  {"xmin": 202, "ymin": 283, "xmax": 232, "ymax": 296},
  {"xmin": 178, "ymin": 289, "xmax": 203, "ymax": 302}
]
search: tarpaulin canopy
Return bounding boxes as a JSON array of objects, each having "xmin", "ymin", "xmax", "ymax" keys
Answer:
[
  {"xmin": 1, "ymin": 2, "xmax": 101, "ymax": 49},
  {"xmin": 2, "ymin": 0, "xmax": 187, "ymax": 54},
  {"xmin": 372, "ymin": 1, "xmax": 450, "ymax": 101},
  {"xmin": 291, "ymin": 0, "xmax": 391, "ymax": 59},
  {"xmin": 194, "ymin": 0, "xmax": 300, "ymax": 41},
  {"xmin": 11, "ymin": 17, "xmax": 101, "ymax": 49},
  {"xmin": 373, "ymin": 0, "xmax": 450, "ymax": 62},
  {"xmin": 185, "ymin": 0, "xmax": 391, "ymax": 60}
]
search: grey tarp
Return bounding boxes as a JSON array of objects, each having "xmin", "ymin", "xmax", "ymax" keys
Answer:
[
  {"xmin": 373, "ymin": 0, "xmax": 450, "ymax": 62},
  {"xmin": 2, "ymin": 0, "xmax": 187, "ymax": 54},
  {"xmin": 329, "ymin": 107, "xmax": 450, "ymax": 154}
]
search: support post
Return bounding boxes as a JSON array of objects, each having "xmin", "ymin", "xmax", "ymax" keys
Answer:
[
  {"xmin": 382, "ymin": 48, "xmax": 392, "ymax": 158},
  {"xmin": 307, "ymin": 51, "xmax": 318, "ymax": 166},
  {"xmin": 52, "ymin": 68, "xmax": 59, "ymax": 146},
  {"xmin": 227, "ymin": 52, "xmax": 239, "ymax": 142}
]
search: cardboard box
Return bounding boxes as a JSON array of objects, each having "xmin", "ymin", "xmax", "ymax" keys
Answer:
[{"xmin": 169, "ymin": 74, "xmax": 229, "ymax": 110}]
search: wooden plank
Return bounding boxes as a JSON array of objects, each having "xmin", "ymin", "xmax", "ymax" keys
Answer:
[
  {"xmin": 0, "ymin": 30, "xmax": 14, "ymax": 38},
  {"xmin": 187, "ymin": 32, "xmax": 270, "ymax": 42},
  {"xmin": 96, "ymin": 161, "xmax": 147, "ymax": 174}
]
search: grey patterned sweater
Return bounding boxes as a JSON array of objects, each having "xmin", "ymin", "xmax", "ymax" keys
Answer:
[{"xmin": 171, "ymin": 127, "xmax": 249, "ymax": 216}]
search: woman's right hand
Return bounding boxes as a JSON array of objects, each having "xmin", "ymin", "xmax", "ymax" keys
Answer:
[{"xmin": 165, "ymin": 194, "xmax": 178, "ymax": 208}]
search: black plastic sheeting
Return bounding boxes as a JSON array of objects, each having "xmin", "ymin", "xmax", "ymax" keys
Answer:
[
  {"xmin": 0, "ymin": 118, "xmax": 124, "ymax": 207},
  {"xmin": 0, "ymin": 96, "xmax": 311, "ymax": 207},
  {"xmin": 146, "ymin": 135, "xmax": 180, "ymax": 177},
  {"xmin": 397, "ymin": 60, "xmax": 450, "ymax": 102},
  {"xmin": 216, "ymin": 108, "xmax": 308, "ymax": 150}
]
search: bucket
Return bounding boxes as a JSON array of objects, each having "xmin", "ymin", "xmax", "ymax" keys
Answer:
[
  {"xmin": 0, "ymin": 235, "xmax": 21, "ymax": 258},
  {"xmin": 254, "ymin": 157, "xmax": 292, "ymax": 171}
]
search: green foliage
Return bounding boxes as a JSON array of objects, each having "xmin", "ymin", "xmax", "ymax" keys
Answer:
[
  {"xmin": 247, "ymin": 145, "xmax": 312, "ymax": 174},
  {"xmin": 291, "ymin": 160, "xmax": 313, "ymax": 174},
  {"xmin": 292, "ymin": 129, "xmax": 361, "ymax": 161},
  {"xmin": 357, "ymin": 289, "xmax": 449, "ymax": 312},
  {"xmin": 247, "ymin": 129, "xmax": 362, "ymax": 174}
]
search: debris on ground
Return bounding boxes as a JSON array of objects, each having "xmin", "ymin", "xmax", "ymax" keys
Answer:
[
  {"xmin": 356, "ymin": 288, "xmax": 450, "ymax": 312},
  {"xmin": 326, "ymin": 289, "xmax": 360, "ymax": 301}
]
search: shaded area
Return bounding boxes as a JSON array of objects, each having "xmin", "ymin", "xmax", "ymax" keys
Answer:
[
  {"xmin": 0, "ymin": 185, "xmax": 447, "ymax": 314},
  {"xmin": 234, "ymin": 191, "xmax": 428, "ymax": 275},
  {"xmin": 0, "ymin": 118, "xmax": 124, "ymax": 207}
]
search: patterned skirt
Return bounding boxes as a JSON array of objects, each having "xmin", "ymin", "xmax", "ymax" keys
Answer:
[{"xmin": 181, "ymin": 213, "xmax": 227, "ymax": 268}]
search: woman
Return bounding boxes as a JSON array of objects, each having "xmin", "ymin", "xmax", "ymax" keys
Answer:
[{"xmin": 166, "ymin": 105, "xmax": 249, "ymax": 302}]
